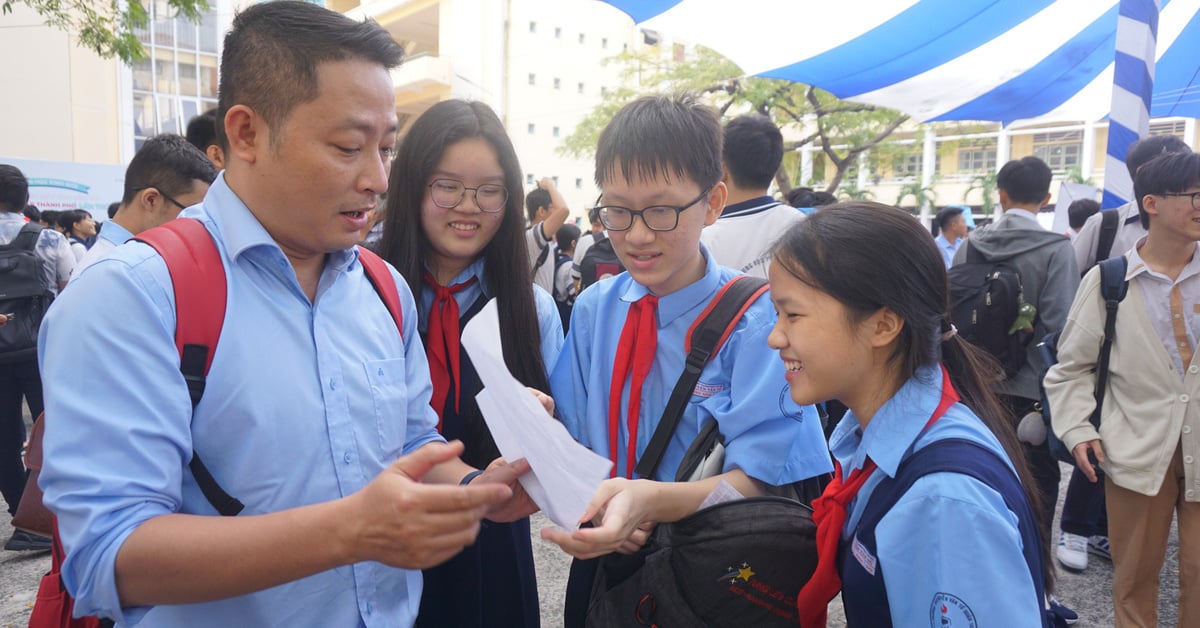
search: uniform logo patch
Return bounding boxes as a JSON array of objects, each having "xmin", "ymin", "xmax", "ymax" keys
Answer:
[
  {"xmin": 850, "ymin": 536, "xmax": 876, "ymax": 575},
  {"xmin": 693, "ymin": 381, "xmax": 725, "ymax": 398},
  {"xmin": 930, "ymin": 592, "xmax": 977, "ymax": 627},
  {"xmin": 778, "ymin": 386, "xmax": 805, "ymax": 422}
]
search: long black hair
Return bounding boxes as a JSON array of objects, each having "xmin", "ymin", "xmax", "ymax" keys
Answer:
[
  {"xmin": 771, "ymin": 201, "xmax": 1054, "ymax": 590},
  {"xmin": 377, "ymin": 99, "xmax": 549, "ymax": 393}
]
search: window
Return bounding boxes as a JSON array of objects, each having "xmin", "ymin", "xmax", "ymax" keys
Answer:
[
  {"xmin": 132, "ymin": 2, "xmax": 219, "ymax": 149},
  {"xmin": 577, "ymin": 82, "xmax": 584, "ymax": 94},
  {"xmin": 553, "ymin": 126, "xmax": 560, "ymax": 138},
  {"xmin": 957, "ymin": 146, "xmax": 997, "ymax": 172},
  {"xmin": 579, "ymin": 33, "xmax": 585, "ymax": 44},
  {"xmin": 1032, "ymin": 131, "xmax": 1083, "ymax": 170},
  {"xmin": 528, "ymin": 73, "xmax": 536, "ymax": 86},
  {"xmin": 529, "ymin": 21, "xmax": 536, "ymax": 33},
  {"xmin": 528, "ymin": 123, "xmax": 536, "ymax": 135},
  {"xmin": 575, "ymin": 178, "xmax": 583, "ymax": 189},
  {"xmin": 602, "ymin": 37, "xmax": 608, "ymax": 49},
  {"xmin": 553, "ymin": 77, "xmax": 561, "ymax": 90},
  {"xmin": 554, "ymin": 26, "xmax": 561, "ymax": 38},
  {"xmin": 527, "ymin": 174, "xmax": 535, "ymax": 185},
  {"xmin": 893, "ymin": 154, "xmax": 922, "ymax": 178},
  {"xmin": 1150, "ymin": 120, "xmax": 1186, "ymax": 136}
]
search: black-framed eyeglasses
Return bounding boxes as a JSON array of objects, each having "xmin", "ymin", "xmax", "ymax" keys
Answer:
[
  {"xmin": 1158, "ymin": 191, "xmax": 1200, "ymax": 211},
  {"xmin": 427, "ymin": 179, "xmax": 508, "ymax": 213},
  {"xmin": 593, "ymin": 186, "xmax": 712, "ymax": 232},
  {"xmin": 130, "ymin": 186, "xmax": 187, "ymax": 211}
]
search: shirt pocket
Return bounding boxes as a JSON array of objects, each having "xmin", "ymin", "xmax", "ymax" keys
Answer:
[{"xmin": 364, "ymin": 358, "xmax": 409, "ymax": 457}]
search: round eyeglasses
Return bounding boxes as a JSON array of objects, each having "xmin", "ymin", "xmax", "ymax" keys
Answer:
[
  {"xmin": 593, "ymin": 186, "xmax": 712, "ymax": 232},
  {"xmin": 428, "ymin": 179, "xmax": 508, "ymax": 213}
]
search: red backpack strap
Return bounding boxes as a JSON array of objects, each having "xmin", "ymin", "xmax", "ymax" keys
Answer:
[
  {"xmin": 357, "ymin": 245, "xmax": 404, "ymax": 336},
  {"xmin": 134, "ymin": 218, "xmax": 243, "ymax": 517}
]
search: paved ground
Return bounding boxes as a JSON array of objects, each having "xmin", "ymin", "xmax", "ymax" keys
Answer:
[{"xmin": 0, "ymin": 452, "xmax": 1178, "ymax": 628}]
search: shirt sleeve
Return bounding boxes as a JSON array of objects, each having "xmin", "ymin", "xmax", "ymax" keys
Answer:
[
  {"xmin": 40, "ymin": 230, "xmax": 76, "ymax": 286},
  {"xmin": 874, "ymin": 473, "xmax": 1043, "ymax": 626},
  {"xmin": 549, "ymin": 289, "xmax": 596, "ymax": 446},
  {"xmin": 1044, "ymin": 268, "xmax": 1105, "ymax": 451},
  {"xmin": 532, "ymin": 283, "xmax": 565, "ymax": 379},
  {"xmin": 391, "ymin": 267, "xmax": 445, "ymax": 454},
  {"xmin": 526, "ymin": 224, "xmax": 548, "ymax": 271},
  {"xmin": 1073, "ymin": 211, "xmax": 1103, "ymax": 272}
]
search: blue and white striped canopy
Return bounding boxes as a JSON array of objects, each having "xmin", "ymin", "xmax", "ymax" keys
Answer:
[{"xmin": 601, "ymin": 0, "xmax": 1200, "ymax": 123}]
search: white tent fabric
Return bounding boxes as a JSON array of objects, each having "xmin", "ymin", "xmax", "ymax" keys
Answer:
[{"xmin": 601, "ymin": 0, "xmax": 1200, "ymax": 124}]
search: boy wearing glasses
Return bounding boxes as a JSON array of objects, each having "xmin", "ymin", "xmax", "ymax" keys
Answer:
[
  {"xmin": 543, "ymin": 94, "xmax": 832, "ymax": 627},
  {"xmin": 1048, "ymin": 150, "xmax": 1200, "ymax": 628}
]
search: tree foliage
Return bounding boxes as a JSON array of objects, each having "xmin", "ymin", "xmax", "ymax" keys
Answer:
[
  {"xmin": 2, "ymin": 0, "xmax": 208, "ymax": 64},
  {"xmin": 558, "ymin": 45, "xmax": 909, "ymax": 195}
]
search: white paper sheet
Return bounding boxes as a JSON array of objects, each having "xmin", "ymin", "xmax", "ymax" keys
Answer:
[{"xmin": 461, "ymin": 299, "xmax": 612, "ymax": 530}]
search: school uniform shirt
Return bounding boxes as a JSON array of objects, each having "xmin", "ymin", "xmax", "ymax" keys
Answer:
[
  {"xmin": 0, "ymin": 211, "xmax": 74, "ymax": 295},
  {"xmin": 524, "ymin": 223, "xmax": 556, "ymax": 294},
  {"xmin": 830, "ymin": 365, "xmax": 1042, "ymax": 625},
  {"xmin": 38, "ymin": 173, "xmax": 444, "ymax": 627},
  {"xmin": 69, "ymin": 219, "xmax": 134, "ymax": 283},
  {"xmin": 699, "ymin": 196, "xmax": 805, "ymax": 279},
  {"xmin": 934, "ymin": 233, "xmax": 961, "ymax": 269},
  {"xmin": 550, "ymin": 245, "xmax": 832, "ymax": 485},
  {"xmin": 417, "ymin": 257, "xmax": 563, "ymax": 383}
]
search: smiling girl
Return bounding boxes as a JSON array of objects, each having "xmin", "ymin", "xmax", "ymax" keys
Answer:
[
  {"xmin": 770, "ymin": 203, "xmax": 1054, "ymax": 627},
  {"xmin": 377, "ymin": 99, "xmax": 563, "ymax": 628}
]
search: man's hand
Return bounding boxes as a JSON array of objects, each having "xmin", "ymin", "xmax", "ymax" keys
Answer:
[
  {"xmin": 473, "ymin": 457, "xmax": 539, "ymax": 522},
  {"xmin": 1073, "ymin": 439, "xmax": 1107, "ymax": 483},
  {"xmin": 347, "ymin": 441, "xmax": 511, "ymax": 570}
]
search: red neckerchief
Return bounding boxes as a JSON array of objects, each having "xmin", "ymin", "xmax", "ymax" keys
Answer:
[
  {"xmin": 608, "ymin": 294, "xmax": 658, "ymax": 478},
  {"xmin": 422, "ymin": 269, "xmax": 477, "ymax": 430}
]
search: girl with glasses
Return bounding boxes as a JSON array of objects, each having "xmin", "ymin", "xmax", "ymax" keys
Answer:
[{"xmin": 377, "ymin": 99, "xmax": 563, "ymax": 628}]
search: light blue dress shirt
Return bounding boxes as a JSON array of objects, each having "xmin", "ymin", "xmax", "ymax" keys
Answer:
[
  {"xmin": 38, "ymin": 174, "xmax": 443, "ymax": 627},
  {"xmin": 550, "ymin": 246, "xmax": 832, "ymax": 485},
  {"xmin": 830, "ymin": 365, "xmax": 1042, "ymax": 625},
  {"xmin": 935, "ymin": 233, "xmax": 961, "ymax": 269},
  {"xmin": 416, "ymin": 257, "xmax": 563, "ymax": 371}
]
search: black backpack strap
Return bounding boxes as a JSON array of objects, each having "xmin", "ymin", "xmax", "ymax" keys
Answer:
[
  {"xmin": 8, "ymin": 222, "xmax": 43, "ymax": 251},
  {"xmin": 533, "ymin": 224, "xmax": 551, "ymax": 272},
  {"xmin": 1095, "ymin": 209, "xmax": 1121, "ymax": 264},
  {"xmin": 1090, "ymin": 256, "xmax": 1129, "ymax": 426},
  {"xmin": 633, "ymin": 276, "xmax": 769, "ymax": 480}
]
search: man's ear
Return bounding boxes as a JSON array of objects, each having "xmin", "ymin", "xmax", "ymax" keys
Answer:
[
  {"xmin": 224, "ymin": 105, "xmax": 265, "ymax": 165},
  {"xmin": 703, "ymin": 181, "xmax": 727, "ymax": 227},
  {"xmin": 206, "ymin": 144, "xmax": 226, "ymax": 169}
]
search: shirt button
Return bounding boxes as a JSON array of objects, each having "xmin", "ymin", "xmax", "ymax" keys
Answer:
[
  {"xmin": 1187, "ymin": 455, "xmax": 1196, "ymax": 465},
  {"xmin": 1176, "ymin": 313, "xmax": 1182, "ymax": 319},
  {"xmin": 366, "ymin": 602, "xmax": 374, "ymax": 614},
  {"xmin": 1189, "ymin": 490, "xmax": 1197, "ymax": 499},
  {"xmin": 343, "ymin": 452, "xmax": 352, "ymax": 464},
  {"xmin": 329, "ymin": 378, "xmax": 337, "ymax": 391},
  {"xmin": 1183, "ymin": 394, "xmax": 1192, "ymax": 403},
  {"xmin": 1185, "ymin": 426, "xmax": 1193, "ymax": 434},
  {"xmin": 1191, "ymin": 365, "xmax": 1200, "ymax": 374}
]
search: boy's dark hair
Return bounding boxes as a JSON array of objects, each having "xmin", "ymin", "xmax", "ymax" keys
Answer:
[
  {"xmin": 1134, "ymin": 151, "xmax": 1200, "ymax": 229},
  {"xmin": 723, "ymin": 114, "xmax": 783, "ymax": 190},
  {"xmin": 1126, "ymin": 135, "xmax": 1191, "ymax": 179},
  {"xmin": 771, "ymin": 202, "xmax": 1053, "ymax": 591},
  {"xmin": 58, "ymin": 209, "xmax": 89, "ymax": 236},
  {"xmin": 107, "ymin": 202, "xmax": 120, "ymax": 219},
  {"xmin": 39, "ymin": 209, "xmax": 60, "ymax": 226},
  {"xmin": 525, "ymin": 187, "xmax": 551, "ymax": 223},
  {"xmin": 1067, "ymin": 199, "xmax": 1100, "ymax": 231},
  {"xmin": 588, "ymin": 206, "xmax": 602, "ymax": 225},
  {"xmin": 217, "ymin": 1, "xmax": 404, "ymax": 149},
  {"xmin": 378, "ymin": 99, "xmax": 549, "ymax": 400},
  {"xmin": 121, "ymin": 134, "xmax": 219, "ymax": 205},
  {"xmin": 996, "ymin": 156, "xmax": 1052, "ymax": 205},
  {"xmin": 0, "ymin": 164, "xmax": 29, "ymax": 212},
  {"xmin": 23, "ymin": 204, "xmax": 40, "ymax": 222},
  {"xmin": 933, "ymin": 206, "xmax": 964, "ymax": 235},
  {"xmin": 786, "ymin": 186, "xmax": 836, "ymax": 208},
  {"xmin": 556, "ymin": 223, "xmax": 581, "ymax": 251},
  {"xmin": 186, "ymin": 108, "xmax": 221, "ymax": 152},
  {"xmin": 595, "ymin": 93, "xmax": 722, "ymax": 190}
]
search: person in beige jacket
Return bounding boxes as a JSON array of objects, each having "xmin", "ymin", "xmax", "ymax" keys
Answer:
[{"xmin": 1046, "ymin": 150, "xmax": 1200, "ymax": 628}]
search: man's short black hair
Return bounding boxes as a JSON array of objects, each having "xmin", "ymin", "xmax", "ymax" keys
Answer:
[
  {"xmin": 723, "ymin": 114, "xmax": 783, "ymax": 190},
  {"xmin": 39, "ymin": 209, "xmax": 59, "ymax": 226},
  {"xmin": 1126, "ymin": 135, "xmax": 1191, "ymax": 179},
  {"xmin": 1067, "ymin": 199, "xmax": 1100, "ymax": 231},
  {"xmin": 934, "ymin": 206, "xmax": 964, "ymax": 233},
  {"xmin": 22, "ymin": 204, "xmax": 40, "ymax": 222},
  {"xmin": 556, "ymin": 223, "xmax": 581, "ymax": 251},
  {"xmin": 525, "ymin": 188, "xmax": 551, "ymax": 223},
  {"xmin": 217, "ymin": 1, "xmax": 404, "ymax": 149},
  {"xmin": 1134, "ymin": 151, "xmax": 1200, "ymax": 229},
  {"xmin": 595, "ymin": 93, "xmax": 722, "ymax": 190},
  {"xmin": 121, "ymin": 134, "xmax": 219, "ymax": 205},
  {"xmin": 786, "ymin": 187, "xmax": 836, "ymax": 208},
  {"xmin": 996, "ymin": 156, "xmax": 1052, "ymax": 205},
  {"xmin": 186, "ymin": 108, "xmax": 221, "ymax": 152},
  {"xmin": 107, "ymin": 202, "xmax": 120, "ymax": 219},
  {"xmin": 0, "ymin": 165, "xmax": 29, "ymax": 212},
  {"xmin": 587, "ymin": 206, "xmax": 601, "ymax": 225}
]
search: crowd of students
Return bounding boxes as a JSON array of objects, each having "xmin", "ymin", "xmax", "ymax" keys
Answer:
[{"xmin": 0, "ymin": 2, "xmax": 1196, "ymax": 627}]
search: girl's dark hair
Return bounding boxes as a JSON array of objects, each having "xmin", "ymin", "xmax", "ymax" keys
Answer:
[
  {"xmin": 58, "ymin": 209, "xmax": 90, "ymax": 236},
  {"xmin": 377, "ymin": 99, "xmax": 549, "ymax": 393},
  {"xmin": 771, "ymin": 201, "xmax": 1053, "ymax": 590}
]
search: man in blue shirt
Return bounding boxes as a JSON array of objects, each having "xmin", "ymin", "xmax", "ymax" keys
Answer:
[
  {"xmin": 38, "ymin": 3, "xmax": 532, "ymax": 626},
  {"xmin": 934, "ymin": 206, "xmax": 967, "ymax": 269}
]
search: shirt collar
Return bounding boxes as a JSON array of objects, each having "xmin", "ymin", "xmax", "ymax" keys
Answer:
[
  {"xmin": 0, "ymin": 212, "xmax": 24, "ymax": 223},
  {"xmin": 424, "ymin": 257, "xmax": 490, "ymax": 295},
  {"xmin": 618, "ymin": 243, "xmax": 722, "ymax": 326},
  {"xmin": 720, "ymin": 195, "xmax": 779, "ymax": 217},
  {"xmin": 99, "ymin": 220, "xmax": 134, "ymax": 246},
  {"xmin": 1128, "ymin": 237, "xmax": 1200, "ymax": 284},
  {"xmin": 186, "ymin": 172, "xmax": 359, "ymax": 272},
  {"xmin": 829, "ymin": 365, "xmax": 945, "ymax": 477}
]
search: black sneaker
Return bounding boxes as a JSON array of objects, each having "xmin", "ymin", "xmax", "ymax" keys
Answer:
[{"xmin": 5, "ymin": 529, "xmax": 51, "ymax": 552}]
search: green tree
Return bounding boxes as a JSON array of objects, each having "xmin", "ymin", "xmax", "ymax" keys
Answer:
[
  {"xmin": 3, "ymin": 0, "xmax": 208, "ymax": 64},
  {"xmin": 895, "ymin": 177, "xmax": 938, "ymax": 212},
  {"xmin": 962, "ymin": 172, "xmax": 998, "ymax": 212},
  {"xmin": 559, "ymin": 45, "xmax": 908, "ymax": 196}
]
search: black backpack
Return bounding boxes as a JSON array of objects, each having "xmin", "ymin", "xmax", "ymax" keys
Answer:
[
  {"xmin": 578, "ymin": 232, "xmax": 625, "ymax": 291},
  {"xmin": 554, "ymin": 250, "xmax": 574, "ymax": 332},
  {"xmin": 0, "ymin": 223, "xmax": 53, "ymax": 364},
  {"xmin": 948, "ymin": 241, "xmax": 1031, "ymax": 377}
]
